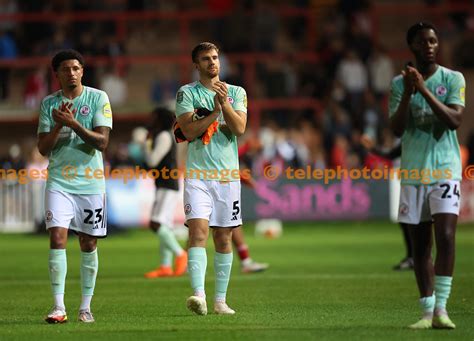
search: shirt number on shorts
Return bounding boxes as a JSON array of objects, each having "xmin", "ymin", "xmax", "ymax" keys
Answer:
[
  {"xmin": 84, "ymin": 208, "xmax": 103, "ymax": 228},
  {"xmin": 440, "ymin": 183, "xmax": 460, "ymax": 199},
  {"xmin": 232, "ymin": 200, "xmax": 240, "ymax": 220}
]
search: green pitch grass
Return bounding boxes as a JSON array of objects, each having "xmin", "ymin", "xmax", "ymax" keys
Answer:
[{"xmin": 0, "ymin": 221, "xmax": 473, "ymax": 340}]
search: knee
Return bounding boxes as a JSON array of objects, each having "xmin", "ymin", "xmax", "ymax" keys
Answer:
[
  {"xmin": 49, "ymin": 230, "xmax": 67, "ymax": 249},
  {"xmin": 79, "ymin": 236, "xmax": 97, "ymax": 252},
  {"xmin": 149, "ymin": 221, "xmax": 160, "ymax": 232},
  {"xmin": 213, "ymin": 231, "xmax": 232, "ymax": 249}
]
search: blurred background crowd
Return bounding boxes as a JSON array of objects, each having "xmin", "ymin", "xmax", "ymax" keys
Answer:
[{"xmin": 1, "ymin": 0, "xmax": 474, "ymax": 179}]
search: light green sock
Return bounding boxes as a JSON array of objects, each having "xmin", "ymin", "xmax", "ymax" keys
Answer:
[
  {"xmin": 435, "ymin": 275, "xmax": 453, "ymax": 311},
  {"xmin": 49, "ymin": 249, "xmax": 67, "ymax": 295},
  {"xmin": 419, "ymin": 295, "xmax": 435, "ymax": 318},
  {"xmin": 80, "ymin": 249, "xmax": 98, "ymax": 296},
  {"xmin": 214, "ymin": 252, "xmax": 233, "ymax": 302},
  {"xmin": 188, "ymin": 247, "xmax": 207, "ymax": 297},
  {"xmin": 158, "ymin": 225, "xmax": 184, "ymax": 256},
  {"xmin": 160, "ymin": 244, "xmax": 173, "ymax": 267}
]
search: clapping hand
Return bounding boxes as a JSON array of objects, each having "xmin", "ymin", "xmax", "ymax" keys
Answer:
[{"xmin": 53, "ymin": 102, "xmax": 77, "ymax": 128}]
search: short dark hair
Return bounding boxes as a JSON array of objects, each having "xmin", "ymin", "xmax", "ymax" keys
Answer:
[
  {"xmin": 51, "ymin": 49, "xmax": 85, "ymax": 72},
  {"xmin": 406, "ymin": 22, "xmax": 438, "ymax": 45},
  {"xmin": 151, "ymin": 107, "xmax": 175, "ymax": 131},
  {"xmin": 191, "ymin": 42, "xmax": 219, "ymax": 63}
]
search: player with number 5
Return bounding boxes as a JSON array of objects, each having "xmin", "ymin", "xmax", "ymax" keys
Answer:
[
  {"xmin": 175, "ymin": 42, "xmax": 247, "ymax": 316},
  {"xmin": 390, "ymin": 23, "xmax": 465, "ymax": 330}
]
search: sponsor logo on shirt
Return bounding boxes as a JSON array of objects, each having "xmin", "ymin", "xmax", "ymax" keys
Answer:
[
  {"xmin": 435, "ymin": 85, "xmax": 447, "ymax": 96},
  {"xmin": 103, "ymin": 103, "xmax": 112, "ymax": 118},
  {"xmin": 177, "ymin": 91, "xmax": 184, "ymax": 103},
  {"xmin": 80, "ymin": 105, "xmax": 90, "ymax": 116}
]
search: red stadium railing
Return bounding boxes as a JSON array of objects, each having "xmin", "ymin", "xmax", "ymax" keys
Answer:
[{"xmin": 1, "ymin": 3, "xmax": 472, "ymax": 130}]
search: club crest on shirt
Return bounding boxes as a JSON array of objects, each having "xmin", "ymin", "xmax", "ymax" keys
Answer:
[
  {"xmin": 435, "ymin": 85, "xmax": 447, "ymax": 97},
  {"xmin": 184, "ymin": 204, "xmax": 192, "ymax": 215},
  {"xmin": 46, "ymin": 210, "xmax": 53, "ymax": 222},
  {"xmin": 399, "ymin": 204, "xmax": 409, "ymax": 216},
  {"xmin": 227, "ymin": 96, "xmax": 234, "ymax": 104},
  {"xmin": 79, "ymin": 105, "xmax": 91, "ymax": 116}
]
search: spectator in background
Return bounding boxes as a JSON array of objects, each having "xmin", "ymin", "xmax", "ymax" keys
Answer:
[
  {"xmin": 253, "ymin": 1, "xmax": 279, "ymax": 52},
  {"xmin": 0, "ymin": 0, "xmax": 18, "ymax": 33},
  {"xmin": 0, "ymin": 28, "xmax": 17, "ymax": 100},
  {"xmin": 100, "ymin": 65, "xmax": 127, "ymax": 106},
  {"xmin": 336, "ymin": 49, "xmax": 368, "ymax": 130},
  {"xmin": 76, "ymin": 30, "xmax": 100, "ymax": 88},
  {"xmin": 150, "ymin": 68, "xmax": 179, "ymax": 105},
  {"xmin": 24, "ymin": 66, "xmax": 48, "ymax": 109},
  {"xmin": 368, "ymin": 44, "xmax": 394, "ymax": 113}
]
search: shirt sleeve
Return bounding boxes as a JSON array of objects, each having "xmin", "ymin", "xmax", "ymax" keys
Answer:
[
  {"xmin": 93, "ymin": 91, "xmax": 113, "ymax": 129},
  {"xmin": 37, "ymin": 98, "xmax": 51, "ymax": 134},
  {"xmin": 233, "ymin": 86, "xmax": 247, "ymax": 114},
  {"xmin": 175, "ymin": 87, "xmax": 194, "ymax": 117},
  {"xmin": 145, "ymin": 131, "xmax": 173, "ymax": 167},
  {"xmin": 388, "ymin": 77, "xmax": 403, "ymax": 118},
  {"xmin": 446, "ymin": 71, "xmax": 466, "ymax": 107}
]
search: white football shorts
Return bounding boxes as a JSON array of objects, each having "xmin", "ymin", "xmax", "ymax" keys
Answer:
[
  {"xmin": 398, "ymin": 180, "xmax": 461, "ymax": 225},
  {"xmin": 150, "ymin": 188, "xmax": 180, "ymax": 226},
  {"xmin": 183, "ymin": 178, "xmax": 242, "ymax": 228},
  {"xmin": 45, "ymin": 189, "xmax": 107, "ymax": 237}
]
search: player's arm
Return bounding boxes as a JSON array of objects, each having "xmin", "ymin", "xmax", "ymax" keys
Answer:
[
  {"xmin": 213, "ymin": 81, "xmax": 246, "ymax": 136},
  {"xmin": 176, "ymin": 98, "xmax": 220, "ymax": 141},
  {"xmin": 390, "ymin": 68, "xmax": 415, "ymax": 137},
  {"xmin": 52, "ymin": 106, "xmax": 110, "ymax": 152},
  {"xmin": 37, "ymin": 100, "xmax": 63, "ymax": 156},
  {"xmin": 37, "ymin": 125, "xmax": 63, "ymax": 156},
  {"xmin": 412, "ymin": 69, "xmax": 464, "ymax": 129},
  {"xmin": 71, "ymin": 124, "xmax": 111, "ymax": 152}
]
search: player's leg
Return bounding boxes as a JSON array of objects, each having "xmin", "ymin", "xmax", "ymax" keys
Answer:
[
  {"xmin": 399, "ymin": 185, "xmax": 435, "ymax": 329},
  {"xmin": 232, "ymin": 226, "xmax": 269, "ymax": 273},
  {"xmin": 393, "ymin": 223, "xmax": 414, "ymax": 270},
  {"xmin": 186, "ymin": 218, "xmax": 209, "ymax": 315},
  {"xmin": 212, "ymin": 227, "xmax": 235, "ymax": 314},
  {"xmin": 431, "ymin": 213, "xmax": 457, "ymax": 329},
  {"xmin": 209, "ymin": 180, "xmax": 242, "ymax": 314},
  {"xmin": 144, "ymin": 221, "xmax": 175, "ymax": 278},
  {"xmin": 46, "ymin": 227, "xmax": 69, "ymax": 324},
  {"xmin": 408, "ymin": 221, "xmax": 435, "ymax": 329},
  {"xmin": 74, "ymin": 192, "xmax": 107, "ymax": 323},
  {"xmin": 429, "ymin": 180, "xmax": 460, "ymax": 329},
  {"xmin": 78, "ymin": 232, "xmax": 98, "ymax": 323},
  {"xmin": 183, "ymin": 177, "xmax": 213, "ymax": 315},
  {"xmin": 44, "ymin": 190, "xmax": 74, "ymax": 324},
  {"xmin": 151, "ymin": 189, "xmax": 187, "ymax": 276}
]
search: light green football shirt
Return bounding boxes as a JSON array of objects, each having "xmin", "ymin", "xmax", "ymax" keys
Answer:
[
  {"xmin": 175, "ymin": 81, "xmax": 247, "ymax": 181},
  {"xmin": 37, "ymin": 86, "xmax": 113, "ymax": 194},
  {"xmin": 389, "ymin": 66, "xmax": 465, "ymax": 185}
]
